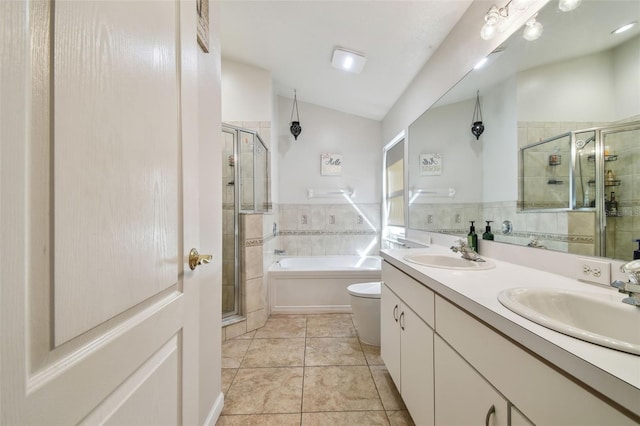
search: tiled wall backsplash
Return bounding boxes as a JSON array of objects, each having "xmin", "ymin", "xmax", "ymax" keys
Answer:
[
  {"xmin": 409, "ymin": 200, "xmax": 596, "ymax": 256},
  {"xmin": 275, "ymin": 203, "xmax": 381, "ymax": 256}
]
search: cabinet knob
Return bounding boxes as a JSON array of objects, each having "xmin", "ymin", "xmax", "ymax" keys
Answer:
[{"xmin": 485, "ymin": 404, "xmax": 496, "ymax": 426}]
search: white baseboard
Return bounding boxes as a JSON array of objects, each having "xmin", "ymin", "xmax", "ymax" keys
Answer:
[
  {"xmin": 270, "ymin": 305, "xmax": 352, "ymax": 315},
  {"xmin": 202, "ymin": 392, "xmax": 224, "ymax": 426}
]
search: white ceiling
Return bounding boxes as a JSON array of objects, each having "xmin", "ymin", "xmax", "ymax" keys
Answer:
[{"xmin": 218, "ymin": 0, "xmax": 473, "ymax": 121}]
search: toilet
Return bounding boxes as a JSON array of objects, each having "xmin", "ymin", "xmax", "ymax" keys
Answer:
[{"xmin": 347, "ymin": 282, "xmax": 381, "ymax": 346}]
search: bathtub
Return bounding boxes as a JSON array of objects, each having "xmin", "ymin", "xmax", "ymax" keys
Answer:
[{"xmin": 268, "ymin": 256, "xmax": 382, "ymax": 314}]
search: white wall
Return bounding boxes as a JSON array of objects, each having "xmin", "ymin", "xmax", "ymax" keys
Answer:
[
  {"xmin": 277, "ymin": 96, "xmax": 382, "ymax": 204},
  {"xmin": 409, "ymin": 98, "xmax": 483, "ymax": 204},
  {"xmin": 221, "ymin": 59, "xmax": 272, "ymax": 122},
  {"xmin": 517, "ymin": 51, "xmax": 615, "ymax": 122},
  {"xmin": 382, "ymin": 0, "xmax": 549, "ymax": 143},
  {"xmin": 613, "ymin": 35, "xmax": 640, "ymax": 121},
  {"xmin": 483, "ymin": 75, "xmax": 518, "ymax": 202}
]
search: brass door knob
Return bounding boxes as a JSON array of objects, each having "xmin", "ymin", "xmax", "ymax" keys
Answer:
[{"xmin": 189, "ymin": 248, "xmax": 213, "ymax": 270}]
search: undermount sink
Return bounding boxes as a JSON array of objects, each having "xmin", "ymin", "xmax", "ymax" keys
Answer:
[
  {"xmin": 403, "ymin": 254, "xmax": 495, "ymax": 270},
  {"xmin": 498, "ymin": 287, "xmax": 640, "ymax": 355}
]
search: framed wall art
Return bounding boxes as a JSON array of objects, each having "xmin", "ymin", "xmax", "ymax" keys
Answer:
[
  {"xmin": 419, "ymin": 153, "xmax": 442, "ymax": 176},
  {"xmin": 321, "ymin": 153, "xmax": 342, "ymax": 176}
]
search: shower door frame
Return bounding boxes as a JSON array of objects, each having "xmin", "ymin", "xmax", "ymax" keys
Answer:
[
  {"xmin": 222, "ymin": 125, "xmax": 240, "ymax": 320},
  {"xmin": 570, "ymin": 120, "xmax": 640, "ymax": 258}
]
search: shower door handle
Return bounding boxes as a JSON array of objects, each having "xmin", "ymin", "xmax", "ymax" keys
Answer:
[{"xmin": 189, "ymin": 248, "xmax": 213, "ymax": 270}]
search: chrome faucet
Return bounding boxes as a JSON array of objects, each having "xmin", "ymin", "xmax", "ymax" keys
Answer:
[
  {"xmin": 611, "ymin": 260, "xmax": 640, "ymax": 307},
  {"xmin": 527, "ymin": 235, "xmax": 546, "ymax": 249},
  {"xmin": 450, "ymin": 239, "xmax": 485, "ymax": 262}
]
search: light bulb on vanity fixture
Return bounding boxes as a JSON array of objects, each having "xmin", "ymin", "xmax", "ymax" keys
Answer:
[
  {"xmin": 480, "ymin": 5, "xmax": 504, "ymax": 40},
  {"xmin": 522, "ymin": 14, "xmax": 543, "ymax": 41}
]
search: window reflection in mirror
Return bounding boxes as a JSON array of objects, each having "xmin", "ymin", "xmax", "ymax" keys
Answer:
[{"xmin": 383, "ymin": 136, "xmax": 405, "ymax": 246}]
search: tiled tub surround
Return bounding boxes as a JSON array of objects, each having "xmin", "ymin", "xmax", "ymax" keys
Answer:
[
  {"xmin": 381, "ymin": 245, "xmax": 640, "ymax": 424},
  {"xmin": 278, "ymin": 203, "xmax": 381, "ymax": 257},
  {"xmin": 268, "ymin": 256, "xmax": 381, "ymax": 314},
  {"xmin": 218, "ymin": 314, "xmax": 414, "ymax": 425}
]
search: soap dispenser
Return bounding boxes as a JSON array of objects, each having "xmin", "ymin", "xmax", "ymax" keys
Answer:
[
  {"xmin": 634, "ymin": 239, "xmax": 640, "ymax": 260},
  {"xmin": 483, "ymin": 221, "xmax": 494, "ymax": 241},
  {"xmin": 467, "ymin": 221, "xmax": 478, "ymax": 252}
]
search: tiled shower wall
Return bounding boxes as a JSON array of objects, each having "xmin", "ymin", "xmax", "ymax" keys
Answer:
[
  {"xmin": 277, "ymin": 203, "xmax": 381, "ymax": 256},
  {"xmin": 603, "ymin": 119, "xmax": 640, "ymax": 260}
]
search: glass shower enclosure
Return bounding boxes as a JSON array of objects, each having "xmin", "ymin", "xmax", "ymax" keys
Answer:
[
  {"xmin": 221, "ymin": 125, "xmax": 269, "ymax": 320},
  {"xmin": 521, "ymin": 120, "xmax": 640, "ymax": 260}
]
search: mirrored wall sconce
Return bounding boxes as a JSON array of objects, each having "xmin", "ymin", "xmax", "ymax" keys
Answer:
[
  {"xmin": 471, "ymin": 91, "xmax": 484, "ymax": 140},
  {"xmin": 522, "ymin": 14, "xmax": 543, "ymax": 41},
  {"xmin": 290, "ymin": 89, "xmax": 302, "ymax": 140},
  {"xmin": 481, "ymin": 0, "xmax": 579, "ymax": 41}
]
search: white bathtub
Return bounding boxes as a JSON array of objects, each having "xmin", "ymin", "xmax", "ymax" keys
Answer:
[{"xmin": 268, "ymin": 256, "xmax": 382, "ymax": 314}]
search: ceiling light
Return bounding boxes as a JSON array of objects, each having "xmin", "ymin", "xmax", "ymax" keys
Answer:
[
  {"xmin": 523, "ymin": 15, "xmax": 543, "ymax": 41},
  {"xmin": 331, "ymin": 48, "xmax": 366, "ymax": 74},
  {"xmin": 474, "ymin": 57, "xmax": 489, "ymax": 70},
  {"xmin": 612, "ymin": 21, "xmax": 638, "ymax": 35},
  {"xmin": 558, "ymin": 0, "xmax": 582, "ymax": 12}
]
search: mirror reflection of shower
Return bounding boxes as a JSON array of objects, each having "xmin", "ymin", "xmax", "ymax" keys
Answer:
[{"xmin": 575, "ymin": 133, "xmax": 596, "ymax": 208}]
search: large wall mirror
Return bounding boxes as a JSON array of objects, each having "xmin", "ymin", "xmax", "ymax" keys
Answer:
[{"xmin": 408, "ymin": 0, "xmax": 640, "ymax": 261}]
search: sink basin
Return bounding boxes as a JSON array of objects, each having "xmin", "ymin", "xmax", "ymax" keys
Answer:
[
  {"xmin": 403, "ymin": 254, "xmax": 495, "ymax": 270},
  {"xmin": 498, "ymin": 287, "xmax": 640, "ymax": 355}
]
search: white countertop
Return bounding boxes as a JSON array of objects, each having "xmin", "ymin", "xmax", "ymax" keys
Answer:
[{"xmin": 380, "ymin": 246, "xmax": 640, "ymax": 417}]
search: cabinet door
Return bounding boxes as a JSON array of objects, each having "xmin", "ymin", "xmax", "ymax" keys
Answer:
[
  {"xmin": 381, "ymin": 283, "xmax": 402, "ymax": 389},
  {"xmin": 511, "ymin": 405, "xmax": 535, "ymax": 426},
  {"xmin": 400, "ymin": 306, "xmax": 434, "ymax": 426},
  {"xmin": 435, "ymin": 335, "xmax": 508, "ymax": 426}
]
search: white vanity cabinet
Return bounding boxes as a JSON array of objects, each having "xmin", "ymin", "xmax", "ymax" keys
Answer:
[
  {"xmin": 435, "ymin": 295, "xmax": 637, "ymax": 426},
  {"xmin": 381, "ymin": 260, "xmax": 638, "ymax": 426},
  {"xmin": 434, "ymin": 334, "xmax": 508, "ymax": 426},
  {"xmin": 381, "ymin": 263, "xmax": 435, "ymax": 426}
]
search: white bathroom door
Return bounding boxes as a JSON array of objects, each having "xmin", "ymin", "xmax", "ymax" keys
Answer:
[{"xmin": 1, "ymin": 0, "xmax": 204, "ymax": 424}]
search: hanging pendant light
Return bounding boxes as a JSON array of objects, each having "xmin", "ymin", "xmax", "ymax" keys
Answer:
[
  {"xmin": 289, "ymin": 89, "xmax": 302, "ymax": 140},
  {"xmin": 471, "ymin": 90, "xmax": 485, "ymax": 140}
]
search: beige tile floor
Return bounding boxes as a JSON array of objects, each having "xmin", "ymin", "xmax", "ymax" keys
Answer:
[{"xmin": 218, "ymin": 314, "xmax": 415, "ymax": 426}]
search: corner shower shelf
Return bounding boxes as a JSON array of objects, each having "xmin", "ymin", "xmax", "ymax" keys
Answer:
[
  {"xmin": 588, "ymin": 179, "xmax": 621, "ymax": 186},
  {"xmin": 587, "ymin": 154, "xmax": 618, "ymax": 162}
]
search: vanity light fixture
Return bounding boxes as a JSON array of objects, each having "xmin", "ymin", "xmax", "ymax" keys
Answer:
[
  {"xmin": 331, "ymin": 47, "xmax": 367, "ymax": 74},
  {"xmin": 522, "ymin": 14, "xmax": 543, "ymax": 41},
  {"xmin": 612, "ymin": 21, "xmax": 638, "ymax": 35},
  {"xmin": 480, "ymin": 4, "xmax": 507, "ymax": 40},
  {"xmin": 289, "ymin": 89, "xmax": 302, "ymax": 140}
]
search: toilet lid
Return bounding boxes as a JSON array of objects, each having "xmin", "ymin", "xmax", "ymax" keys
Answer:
[{"xmin": 347, "ymin": 282, "xmax": 381, "ymax": 299}]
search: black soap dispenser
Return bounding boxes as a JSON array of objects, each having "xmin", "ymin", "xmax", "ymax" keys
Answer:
[
  {"xmin": 467, "ymin": 221, "xmax": 478, "ymax": 252},
  {"xmin": 634, "ymin": 239, "xmax": 640, "ymax": 260},
  {"xmin": 483, "ymin": 221, "xmax": 494, "ymax": 241}
]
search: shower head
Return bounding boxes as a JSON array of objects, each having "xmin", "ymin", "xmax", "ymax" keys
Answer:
[{"xmin": 576, "ymin": 135, "xmax": 596, "ymax": 149}]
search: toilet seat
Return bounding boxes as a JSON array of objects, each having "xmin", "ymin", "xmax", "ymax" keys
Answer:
[{"xmin": 347, "ymin": 282, "xmax": 381, "ymax": 299}]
